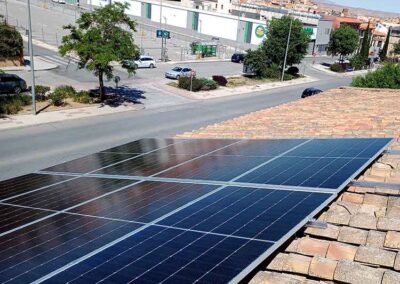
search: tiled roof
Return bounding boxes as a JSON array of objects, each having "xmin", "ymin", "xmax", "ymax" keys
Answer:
[{"xmin": 178, "ymin": 87, "xmax": 400, "ymax": 283}]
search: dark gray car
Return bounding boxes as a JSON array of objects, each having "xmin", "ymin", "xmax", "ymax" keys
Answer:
[{"xmin": 0, "ymin": 74, "xmax": 27, "ymax": 95}]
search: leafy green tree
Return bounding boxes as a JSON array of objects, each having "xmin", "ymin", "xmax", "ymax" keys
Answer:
[
  {"xmin": 243, "ymin": 48, "xmax": 269, "ymax": 77},
  {"xmin": 359, "ymin": 22, "xmax": 371, "ymax": 59},
  {"xmin": 59, "ymin": 3, "xmax": 139, "ymax": 101},
  {"xmin": 380, "ymin": 27, "xmax": 391, "ymax": 61},
  {"xmin": 0, "ymin": 23, "xmax": 23, "ymax": 60},
  {"xmin": 393, "ymin": 42, "xmax": 400, "ymax": 55},
  {"xmin": 351, "ymin": 63, "xmax": 400, "ymax": 89},
  {"xmin": 328, "ymin": 25, "xmax": 359, "ymax": 59},
  {"xmin": 261, "ymin": 16, "xmax": 310, "ymax": 68}
]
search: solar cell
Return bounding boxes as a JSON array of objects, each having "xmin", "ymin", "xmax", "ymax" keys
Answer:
[
  {"xmin": 0, "ymin": 214, "xmax": 140, "ymax": 283},
  {"xmin": 237, "ymin": 156, "xmax": 369, "ymax": 189},
  {"xmin": 40, "ymin": 226, "xmax": 272, "ymax": 284},
  {"xmin": 0, "ymin": 174, "xmax": 73, "ymax": 201},
  {"xmin": 158, "ymin": 186, "xmax": 331, "ymax": 241},
  {"xmin": 5, "ymin": 177, "xmax": 136, "ymax": 211},
  {"xmin": 43, "ymin": 152, "xmax": 138, "ymax": 174},
  {"xmin": 157, "ymin": 155, "xmax": 268, "ymax": 181},
  {"xmin": 0, "ymin": 204, "xmax": 52, "ymax": 234},
  {"xmin": 69, "ymin": 182, "xmax": 218, "ymax": 223},
  {"xmin": 101, "ymin": 138, "xmax": 179, "ymax": 154}
]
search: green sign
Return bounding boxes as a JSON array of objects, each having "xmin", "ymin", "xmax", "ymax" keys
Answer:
[
  {"xmin": 254, "ymin": 25, "xmax": 266, "ymax": 38},
  {"xmin": 303, "ymin": 27, "xmax": 314, "ymax": 35},
  {"xmin": 156, "ymin": 30, "xmax": 171, "ymax": 39}
]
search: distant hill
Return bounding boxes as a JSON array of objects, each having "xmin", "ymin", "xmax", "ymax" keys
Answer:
[{"xmin": 314, "ymin": 0, "xmax": 400, "ymax": 18}]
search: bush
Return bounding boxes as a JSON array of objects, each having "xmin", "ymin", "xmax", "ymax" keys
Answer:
[
  {"xmin": 29, "ymin": 85, "xmax": 51, "ymax": 101},
  {"xmin": 53, "ymin": 85, "xmax": 76, "ymax": 98},
  {"xmin": 200, "ymin": 78, "xmax": 218, "ymax": 91},
  {"xmin": 190, "ymin": 78, "xmax": 204, "ymax": 92},
  {"xmin": 330, "ymin": 63, "xmax": 344, "ymax": 73},
  {"xmin": 212, "ymin": 75, "xmax": 228, "ymax": 86},
  {"xmin": 351, "ymin": 63, "xmax": 400, "ymax": 89},
  {"xmin": 178, "ymin": 77, "xmax": 191, "ymax": 90},
  {"xmin": 0, "ymin": 95, "xmax": 31, "ymax": 115},
  {"xmin": 263, "ymin": 64, "xmax": 281, "ymax": 79},
  {"xmin": 283, "ymin": 73, "xmax": 295, "ymax": 81},
  {"xmin": 287, "ymin": 66, "xmax": 299, "ymax": 76},
  {"xmin": 0, "ymin": 23, "xmax": 23, "ymax": 60},
  {"xmin": 73, "ymin": 90, "xmax": 92, "ymax": 104},
  {"xmin": 48, "ymin": 92, "xmax": 66, "ymax": 106},
  {"xmin": 350, "ymin": 54, "xmax": 367, "ymax": 71}
]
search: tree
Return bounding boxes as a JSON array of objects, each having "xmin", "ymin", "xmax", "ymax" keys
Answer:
[
  {"xmin": 328, "ymin": 24, "xmax": 359, "ymax": 59},
  {"xmin": 393, "ymin": 42, "xmax": 400, "ymax": 55},
  {"xmin": 59, "ymin": 3, "xmax": 139, "ymax": 101},
  {"xmin": 261, "ymin": 16, "xmax": 310, "ymax": 68},
  {"xmin": 380, "ymin": 27, "xmax": 391, "ymax": 61},
  {"xmin": 0, "ymin": 22, "xmax": 23, "ymax": 60},
  {"xmin": 359, "ymin": 21, "xmax": 371, "ymax": 59}
]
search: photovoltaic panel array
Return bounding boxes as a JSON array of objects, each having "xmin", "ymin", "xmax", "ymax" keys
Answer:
[{"xmin": 0, "ymin": 137, "xmax": 392, "ymax": 284}]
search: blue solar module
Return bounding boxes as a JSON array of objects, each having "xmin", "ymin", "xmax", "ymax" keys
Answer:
[
  {"xmin": 69, "ymin": 182, "xmax": 218, "ymax": 223},
  {"xmin": 0, "ymin": 137, "xmax": 392, "ymax": 284},
  {"xmin": 0, "ymin": 214, "xmax": 140, "ymax": 284},
  {"xmin": 284, "ymin": 138, "xmax": 392, "ymax": 158},
  {"xmin": 41, "ymin": 226, "xmax": 273, "ymax": 284},
  {"xmin": 158, "ymin": 186, "xmax": 331, "ymax": 241},
  {"xmin": 236, "ymin": 156, "xmax": 369, "ymax": 189}
]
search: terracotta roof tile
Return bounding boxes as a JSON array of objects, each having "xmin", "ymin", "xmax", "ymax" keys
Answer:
[
  {"xmin": 386, "ymin": 206, "xmax": 400, "ymax": 219},
  {"xmin": 334, "ymin": 260, "xmax": 385, "ymax": 284},
  {"xmin": 296, "ymin": 238, "xmax": 330, "ymax": 257},
  {"xmin": 304, "ymin": 224, "xmax": 340, "ymax": 240},
  {"xmin": 385, "ymin": 231, "xmax": 400, "ymax": 249},
  {"xmin": 378, "ymin": 217, "xmax": 400, "ymax": 231},
  {"xmin": 364, "ymin": 194, "xmax": 389, "ymax": 207},
  {"xmin": 349, "ymin": 213, "xmax": 378, "ymax": 230},
  {"xmin": 267, "ymin": 253, "xmax": 287, "ymax": 271},
  {"xmin": 324, "ymin": 210, "xmax": 350, "ymax": 225},
  {"xmin": 338, "ymin": 226, "xmax": 368, "ymax": 245},
  {"xmin": 366, "ymin": 230, "xmax": 387, "ymax": 248},
  {"xmin": 281, "ymin": 253, "xmax": 312, "ymax": 275},
  {"xmin": 326, "ymin": 242, "xmax": 357, "ymax": 261},
  {"xmin": 382, "ymin": 270, "xmax": 400, "ymax": 284},
  {"xmin": 341, "ymin": 192, "xmax": 364, "ymax": 204},
  {"xmin": 309, "ymin": 256, "xmax": 337, "ymax": 280},
  {"xmin": 354, "ymin": 246, "xmax": 396, "ymax": 267},
  {"xmin": 394, "ymin": 253, "xmax": 400, "ymax": 271}
]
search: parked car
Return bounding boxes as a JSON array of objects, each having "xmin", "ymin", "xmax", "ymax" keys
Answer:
[
  {"xmin": 122, "ymin": 56, "xmax": 156, "ymax": 69},
  {"xmin": 52, "ymin": 0, "xmax": 66, "ymax": 4},
  {"xmin": 0, "ymin": 74, "xmax": 27, "ymax": 95},
  {"xmin": 335, "ymin": 58, "xmax": 350, "ymax": 64},
  {"xmin": 231, "ymin": 53, "xmax": 246, "ymax": 63},
  {"xmin": 165, "ymin": 66, "xmax": 196, "ymax": 79},
  {"xmin": 301, "ymin": 87, "xmax": 323, "ymax": 98}
]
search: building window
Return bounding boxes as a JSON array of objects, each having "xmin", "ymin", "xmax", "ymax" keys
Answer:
[
  {"xmin": 215, "ymin": 4, "xmax": 217, "ymax": 8},
  {"xmin": 221, "ymin": 4, "xmax": 224, "ymax": 9}
]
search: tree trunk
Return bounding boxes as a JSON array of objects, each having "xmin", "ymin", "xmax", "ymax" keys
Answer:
[{"xmin": 98, "ymin": 71, "xmax": 105, "ymax": 102}]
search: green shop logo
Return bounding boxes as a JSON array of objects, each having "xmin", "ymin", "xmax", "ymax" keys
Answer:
[{"xmin": 255, "ymin": 25, "xmax": 266, "ymax": 38}]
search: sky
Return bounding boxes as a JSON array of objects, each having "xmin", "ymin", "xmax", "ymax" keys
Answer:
[{"xmin": 331, "ymin": 0, "xmax": 400, "ymax": 14}]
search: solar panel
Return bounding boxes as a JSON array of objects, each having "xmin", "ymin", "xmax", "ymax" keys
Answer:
[{"xmin": 0, "ymin": 137, "xmax": 392, "ymax": 284}]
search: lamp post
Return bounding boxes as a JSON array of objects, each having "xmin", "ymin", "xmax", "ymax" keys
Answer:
[
  {"xmin": 4, "ymin": 0, "xmax": 8, "ymax": 24},
  {"xmin": 159, "ymin": 0, "xmax": 164, "ymax": 61},
  {"xmin": 27, "ymin": 0, "xmax": 36, "ymax": 115},
  {"xmin": 281, "ymin": 16, "xmax": 293, "ymax": 82}
]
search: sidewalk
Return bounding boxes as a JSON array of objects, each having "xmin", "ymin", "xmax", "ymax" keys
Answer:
[
  {"xmin": 311, "ymin": 64, "xmax": 377, "ymax": 77},
  {"xmin": 166, "ymin": 76, "xmax": 319, "ymax": 100},
  {"xmin": 2, "ymin": 56, "xmax": 58, "ymax": 71},
  {"xmin": 0, "ymin": 103, "xmax": 144, "ymax": 130}
]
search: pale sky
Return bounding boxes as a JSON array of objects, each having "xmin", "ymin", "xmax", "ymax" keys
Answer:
[{"xmin": 331, "ymin": 0, "xmax": 400, "ymax": 14}]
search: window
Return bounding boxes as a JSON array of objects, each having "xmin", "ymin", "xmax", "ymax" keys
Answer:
[
  {"xmin": 221, "ymin": 4, "xmax": 224, "ymax": 9},
  {"xmin": 215, "ymin": 4, "xmax": 217, "ymax": 8}
]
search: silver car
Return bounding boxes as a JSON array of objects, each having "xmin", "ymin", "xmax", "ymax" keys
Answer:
[{"xmin": 165, "ymin": 66, "xmax": 196, "ymax": 79}]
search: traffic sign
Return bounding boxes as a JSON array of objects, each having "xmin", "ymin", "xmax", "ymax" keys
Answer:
[{"xmin": 156, "ymin": 29, "xmax": 171, "ymax": 39}]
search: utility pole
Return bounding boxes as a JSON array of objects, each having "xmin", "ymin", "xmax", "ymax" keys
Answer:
[
  {"xmin": 159, "ymin": 0, "xmax": 164, "ymax": 61},
  {"xmin": 27, "ymin": 0, "xmax": 36, "ymax": 115},
  {"xmin": 4, "ymin": 0, "xmax": 8, "ymax": 24},
  {"xmin": 281, "ymin": 16, "xmax": 293, "ymax": 82}
]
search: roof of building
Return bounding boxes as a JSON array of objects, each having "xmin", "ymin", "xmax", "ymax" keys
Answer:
[
  {"xmin": 178, "ymin": 87, "xmax": 400, "ymax": 283},
  {"xmin": 322, "ymin": 15, "xmax": 363, "ymax": 29}
]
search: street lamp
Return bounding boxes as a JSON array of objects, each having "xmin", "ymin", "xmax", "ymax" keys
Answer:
[
  {"xmin": 159, "ymin": 0, "xmax": 164, "ymax": 61},
  {"xmin": 27, "ymin": 0, "xmax": 36, "ymax": 115},
  {"xmin": 281, "ymin": 15, "xmax": 293, "ymax": 82},
  {"xmin": 4, "ymin": 0, "xmax": 8, "ymax": 24}
]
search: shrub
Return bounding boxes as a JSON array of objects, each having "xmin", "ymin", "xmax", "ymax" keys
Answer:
[
  {"xmin": 263, "ymin": 64, "xmax": 281, "ymax": 79},
  {"xmin": 190, "ymin": 78, "xmax": 204, "ymax": 92},
  {"xmin": 287, "ymin": 66, "xmax": 299, "ymax": 76},
  {"xmin": 351, "ymin": 63, "xmax": 400, "ymax": 89},
  {"xmin": 200, "ymin": 78, "xmax": 218, "ymax": 91},
  {"xmin": 350, "ymin": 54, "xmax": 367, "ymax": 70},
  {"xmin": 0, "ymin": 23, "xmax": 23, "ymax": 60},
  {"xmin": 330, "ymin": 63, "xmax": 344, "ymax": 73},
  {"xmin": 0, "ymin": 95, "xmax": 31, "ymax": 115},
  {"xmin": 178, "ymin": 77, "xmax": 191, "ymax": 90},
  {"xmin": 283, "ymin": 73, "xmax": 295, "ymax": 81},
  {"xmin": 212, "ymin": 75, "xmax": 228, "ymax": 86},
  {"xmin": 48, "ymin": 92, "xmax": 66, "ymax": 106},
  {"xmin": 73, "ymin": 90, "xmax": 92, "ymax": 104},
  {"xmin": 53, "ymin": 85, "xmax": 76, "ymax": 98},
  {"xmin": 29, "ymin": 85, "xmax": 51, "ymax": 101}
]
